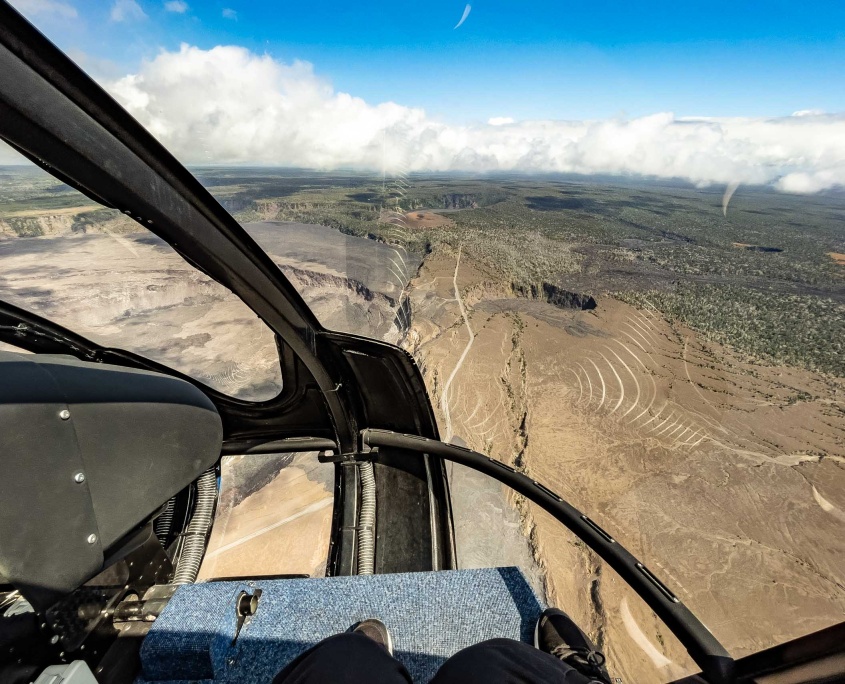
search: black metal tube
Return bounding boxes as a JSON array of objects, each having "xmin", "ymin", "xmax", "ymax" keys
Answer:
[
  {"xmin": 361, "ymin": 428, "xmax": 734, "ymax": 684},
  {"xmin": 221, "ymin": 436, "xmax": 338, "ymax": 455}
]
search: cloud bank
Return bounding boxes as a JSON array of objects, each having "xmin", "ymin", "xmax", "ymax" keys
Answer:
[{"xmin": 105, "ymin": 44, "xmax": 844, "ymax": 193}]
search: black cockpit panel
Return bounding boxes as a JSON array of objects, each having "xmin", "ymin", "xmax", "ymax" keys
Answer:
[{"xmin": 0, "ymin": 351, "xmax": 222, "ymax": 609}]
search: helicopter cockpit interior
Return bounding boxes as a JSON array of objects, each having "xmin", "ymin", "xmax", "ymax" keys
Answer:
[{"xmin": 1, "ymin": 2, "xmax": 844, "ymax": 683}]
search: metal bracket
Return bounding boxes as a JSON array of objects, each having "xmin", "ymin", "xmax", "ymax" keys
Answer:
[
  {"xmin": 231, "ymin": 589, "xmax": 262, "ymax": 646},
  {"xmin": 318, "ymin": 446, "xmax": 379, "ymax": 463}
]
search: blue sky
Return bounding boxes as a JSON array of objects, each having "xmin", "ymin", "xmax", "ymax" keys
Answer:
[{"xmin": 14, "ymin": 0, "xmax": 845, "ymax": 123}]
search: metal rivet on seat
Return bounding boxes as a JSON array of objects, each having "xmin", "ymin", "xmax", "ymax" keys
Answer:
[
  {"xmin": 87, "ymin": 534, "xmax": 97, "ymax": 545},
  {"xmin": 59, "ymin": 409, "xmax": 70, "ymax": 420},
  {"xmin": 74, "ymin": 472, "xmax": 85, "ymax": 484}
]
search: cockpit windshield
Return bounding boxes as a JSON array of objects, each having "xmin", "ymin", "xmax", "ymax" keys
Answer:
[{"xmin": 0, "ymin": 153, "xmax": 283, "ymax": 400}]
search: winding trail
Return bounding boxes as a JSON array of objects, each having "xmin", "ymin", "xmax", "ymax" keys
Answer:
[{"xmin": 440, "ymin": 246, "xmax": 475, "ymax": 441}]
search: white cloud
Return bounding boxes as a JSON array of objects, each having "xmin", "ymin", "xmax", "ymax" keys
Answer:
[
  {"xmin": 106, "ymin": 45, "xmax": 845, "ymax": 193},
  {"xmin": 488, "ymin": 117, "xmax": 515, "ymax": 126},
  {"xmin": 776, "ymin": 169, "xmax": 845, "ymax": 194},
  {"xmin": 111, "ymin": 0, "xmax": 146, "ymax": 22},
  {"xmin": 221, "ymin": 7, "xmax": 236, "ymax": 19},
  {"xmin": 8, "ymin": 0, "xmax": 77, "ymax": 18},
  {"xmin": 164, "ymin": 0, "xmax": 187, "ymax": 12}
]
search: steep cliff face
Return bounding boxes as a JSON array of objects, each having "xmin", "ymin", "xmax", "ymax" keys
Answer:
[
  {"xmin": 512, "ymin": 282, "xmax": 597, "ymax": 310},
  {"xmin": 217, "ymin": 197, "xmax": 256, "ymax": 214},
  {"xmin": 222, "ymin": 199, "xmax": 287, "ymax": 221},
  {"xmin": 0, "ymin": 210, "xmax": 137, "ymax": 237},
  {"xmin": 459, "ymin": 278, "xmax": 596, "ymax": 312},
  {"xmin": 0, "ymin": 214, "xmax": 74, "ymax": 237},
  {"xmin": 239, "ymin": 220, "xmax": 421, "ymax": 343},
  {"xmin": 440, "ymin": 194, "xmax": 478, "ymax": 209},
  {"xmin": 281, "ymin": 264, "xmax": 395, "ymax": 307},
  {"xmin": 280, "ymin": 264, "xmax": 403, "ymax": 342},
  {"xmin": 226, "ymin": 199, "xmax": 379, "ymax": 224}
]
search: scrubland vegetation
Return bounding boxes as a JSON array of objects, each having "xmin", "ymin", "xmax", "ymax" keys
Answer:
[
  {"xmin": 199, "ymin": 170, "xmax": 843, "ymax": 376},
  {"xmin": 3, "ymin": 165, "xmax": 843, "ymax": 376}
]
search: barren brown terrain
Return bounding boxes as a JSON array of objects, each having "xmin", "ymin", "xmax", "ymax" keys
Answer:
[
  {"xmin": 404, "ymin": 246, "xmax": 845, "ymax": 682},
  {"xmin": 402, "ymin": 210, "xmax": 456, "ymax": 230},
  {"xmin": 0, "ymin": 230, "xmax": 283, "ymax": 399},
  {"xmin": 378, "ymin": 208, "xmax": 456, "ymax": 230},
  {"xmin": 199, "ymin": 453, "xmax": 334, "ymax": 580},
  {"xmin": 0, "ymin": 221, "xmax": 415, "ymax": 397}
]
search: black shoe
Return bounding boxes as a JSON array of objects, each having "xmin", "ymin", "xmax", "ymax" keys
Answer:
[
  {"xmin": 534, "ymin": 608, "xmax": 611, "ymax": 683},
  {"xmin": 351, "ymin": 618, "xmax": 394, "ymax": 656}
]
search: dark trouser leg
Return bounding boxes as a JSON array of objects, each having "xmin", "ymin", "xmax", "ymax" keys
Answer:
[
  {"xmin": 271, "ymin": 633, "xmax": 412, "ymax": 684},
  {"xmin": 431, "ymin": 638, "xmax": 596, "ymax": 684}
]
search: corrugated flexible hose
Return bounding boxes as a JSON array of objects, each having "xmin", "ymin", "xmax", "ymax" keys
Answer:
[
  {"xmin": 153, "ymin": 496, "xmax": 176, "ymax": 544},
  {"xmin": 357, "ymin": 461, "xmax": 376, "ymax": 574},
  {"xmin": 171, "ymin": 467, "xmax": 217, "ymax": 585}
]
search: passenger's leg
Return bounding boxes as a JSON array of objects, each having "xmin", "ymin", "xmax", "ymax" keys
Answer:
[
  {"xmin": 430, "ymin": 638, "xmax": 597, "ymax": 684},
  {"xmin": 271, "ymin": 632, "xmax": 412, "ymax": 684}
]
